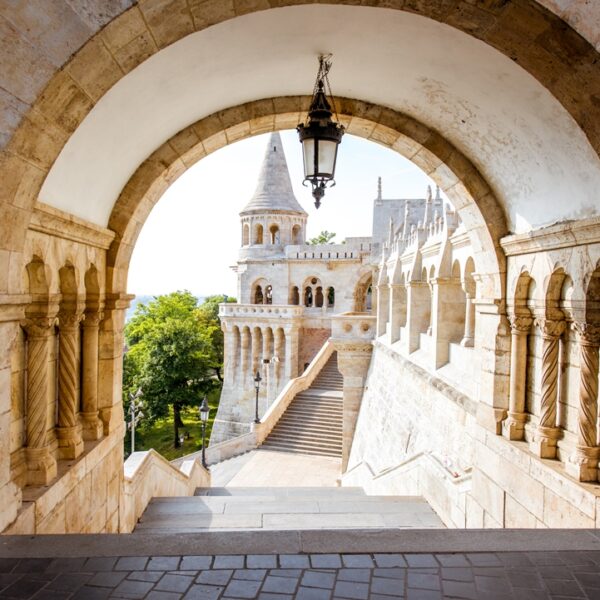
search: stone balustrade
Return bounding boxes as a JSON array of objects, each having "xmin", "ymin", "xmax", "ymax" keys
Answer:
[
  {"xmin": 331, "ymin": 312, "xmax": 377, "ymax": 342},
  {"xmin": 219, "ymin": 303, "xmax": 304, "ymax": 318}
]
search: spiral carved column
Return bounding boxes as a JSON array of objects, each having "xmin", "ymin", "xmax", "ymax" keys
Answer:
[
  {"xmin": 23, "ymin": 318, "xmax": 57, "ymax": 485},
  {"xmin": 81, "ymin": 311, "xmax": 104, "ymax": 440},
  {"xmin": 56, "ymin": 311, "xmax": 84, "ymax": 459},
  {"xmin": 503, "ymin": 314, "xmax": 532, "ymax": 441},
  {"xmin": 566, "ymin": 323, "xmax": 600, "ymax": 482},
  {"xmin": 530, "ymin": 318, "xmax": 565, "ymax": 458}
]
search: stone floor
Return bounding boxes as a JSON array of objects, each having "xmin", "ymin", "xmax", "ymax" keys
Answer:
[
  {"xmin": 212, "ymin": 450, "xmax": 342, "ymax": 488},
  {"xmin": 1, "ymin": 550, "xmax": 600, "ymax": 599}
]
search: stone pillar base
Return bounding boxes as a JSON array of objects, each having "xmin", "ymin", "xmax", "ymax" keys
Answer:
[
  {"xmin": 529, "ymin": 426, "xmax": 560, "ymax": 459},
  {"xmin": 460, "ymin": 336, "xmax": 474, "ymax": 348},
  {"xmin": 57, "ymin": 425, "xmax": 84, "ymax": 459},
  {"xmin": 80, "ymin": 412, "xmax": 104, "ymax": 441},
  {"xmin": 26, "ymin": 447, "xmax": 57, "ymax": 485},
  {"xmin": 566, "ymin": 446, "xmax": 600, "ymax": 482},
  {"xmin": 502, "ymin": 411, "xmax": 527, "ymax": 440},
  {"xmin": 100, "ymin": 405, "xmax": 124, "ymax": 436}
]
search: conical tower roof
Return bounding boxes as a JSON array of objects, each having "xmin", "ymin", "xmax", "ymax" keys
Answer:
[{"xmin": 240, "ymin": 132, "xmax": 307, "ymax": 215}]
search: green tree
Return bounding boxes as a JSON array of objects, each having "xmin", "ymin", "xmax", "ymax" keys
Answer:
[
  {"xmin": 308, "ymin": 230, "xmax": 337, "ymax": 245},
  {"xmin": 123, "ymin": 291, "xmax": 227, "ymax": 448}
]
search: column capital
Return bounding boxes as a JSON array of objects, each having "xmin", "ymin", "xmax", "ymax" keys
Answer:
[
  {"xmin": 58, "ymin": 310, "xmax": 84, "ymax": 329},
  {"xmin": 508, "ymin": 314, "xmax": 533, "ymax": 334},
  {"xmin": 535, "ymin": 317, "xmax": 566, "ymax": 339},
  {"xmin": 83, "ymin": 310, "xmax": 104, "ymax": 327},
  {"xmin": 21, "ymin": 316, "xmax": 55, "ymax": 337},
  {"xmin": 574, "ymin": 322, "xmax": 600, "ymax": 346}
]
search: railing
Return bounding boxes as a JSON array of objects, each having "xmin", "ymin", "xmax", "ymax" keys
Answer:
[
  {"xmin": 331, "ymin": 312, "xmax": 377, "ymax": 341},
  {"xmin": 219, "ymin": 304, "xmax": 304, "ymax": 318},
  {"xmin": 285, "ymin": 242, "xmax": 372, "ymax": 261},
  {"xmin": 121, "ymin": 449, "xmax": 210, "ymax": 532}
]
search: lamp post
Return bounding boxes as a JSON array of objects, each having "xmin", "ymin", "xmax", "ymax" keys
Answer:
[
  {"xmin": 199, "ymin": 397, "xmax": 210, "ymax": 469},
  {"xmin": 297, "ymin": 54, "xmax": 345, "ymax": 209},
  {"xmin": 127, "ymin": 388, "xmax": 143, "ymax": 455},
  {"xmin": 254, "ymin": 370, "xmax": 262, "ymax": 423}
]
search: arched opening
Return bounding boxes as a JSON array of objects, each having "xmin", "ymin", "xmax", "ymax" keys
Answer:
[
  {"xmin": 254, "ymin": 285, "xmax": 263, "ymax": 305},
  {"xmin": 304, "ymin": 286, "xmax": 313, "ymax": 308},
  {"xmin": 242, "ymin": 223, "xmax": 250, "ymax": 246},
  {"xmin": 315, "ymin": 286, "xmax": 324, "ymax": 308},
  {"xmin": 327, "ymin": 287, "xmax": 335, "ymax": 308},
  {"xmin": 254, "ymin": 224, "xmax": 264, "ymax": 245},
  {"xmin": 461, "ymin": 257, "xmax": 476, "ymax": 347},
  {"xmin": 291, "ymin": 225, "xmax": 302, "ymax": 245},
  {"xmin": 269, "ymin": 224, "xmax": 280, "ymax": 245},
  {"xmin": 290, "ymin": 286, "xmax": 300, "ymax": 306},
  {"xmin": 265, "ymin": 285, "xmax": 273, "ymax": 305},
  {"xmin": 354, "ymin": 273, "xmax": 373, "ymax": 313}
]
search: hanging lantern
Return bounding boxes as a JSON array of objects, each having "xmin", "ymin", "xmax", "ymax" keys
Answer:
[{"xmin": 297, "ymin": 55, "xmax": 345, "ymax": 209}]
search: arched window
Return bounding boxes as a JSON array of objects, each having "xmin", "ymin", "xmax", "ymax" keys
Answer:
[
  {"xmin": 304, "ymin": 287, "xmax": 313, "ymax": 307},
  {"xmin": 242, "ymin": 223, "xmax": 249, "ymax": 246},
  {"xmin": 291, "ymin": 286, "xmax": 300, "ymax": 305},
  {"xmin": 269, "ymin": 224, "xmax": 280, "ymax": 245},
  {"xmin": 315, "ymin": 286, "xmax": 324, "ymax": 308},
  {"xmin": 254, "ymin": 224, "xmax": 263, "ymax": 244},
  {"xmin": 327, "ymin": 287, "xmax": 335, "ymax": 307},
  {"xmin": 254, "ymin": 285, "xmax": 263, "ymax": 304},
  {"xmin": 265, "ymin": 285, "xmax": 273, "ymax": 305},
  {"xmin": 292, "ymin": 225, "xmax": 301, "ymax": 244}
]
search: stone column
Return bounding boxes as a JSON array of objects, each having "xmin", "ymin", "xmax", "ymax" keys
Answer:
[
  {"xmin": 331, "ymin": 340, "xmax": 373, "ymax": 472},
  {"xmin": 405, "ymin": 281, "xmax": 430, "ymax": 353},
  {"xmin": 80, "ymin": 310, "xmax": 104, "ymax": 440},
  {"xmin": 503, "ymin": 314, "xmax": 533, "ymax": 441},
  {"xmin": 251, "ymin": 328, "xmax": 261, "ymax": 377},
  {"xmin": 240, "ymin": 327, "xmax": 250, "ymax": 384},
  {"xmin": 566, "ymin": 323, "xmax": 600, "ymax": 482},
  {"xmin": 530, "ymin": 318, "xmax": 565, "ymax": 458},
  {"xmin": 388, "ymin": 284, "xmax": 405, "ymax": 344},
  {"xmin": 274, "ymin": 328, "xmax": 285, "ymax": 392},
  {"xmin": 284, "ymin": 327, "xmax": 299, "ymax": 380},
  {"xmin": 376, "ymin": 284, "xmax": 389, "ymax": 337},
  {"xmin": 56, "ymin": 310, "xmax": 84, "ymax": 459},
  {"xmin": 22, "ymin": 317, "xmax": 58, "ymax": 485},
  {"xmin": 461, "ymin": 280, "xmax": 476, "ymax": 347}
]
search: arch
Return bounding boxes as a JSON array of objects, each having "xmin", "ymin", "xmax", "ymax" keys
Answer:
[
  {"xmin": 290, "ymin": 286, "xmax": 300, "ymax": 306},
  {"xmin": 545, "ymin": 268, "xmax": 568, "ymax": 320},
  {"xmin": 291, "ymin": 225, "xmax": 302, "ymax": 245},
  {"xmin": 253, "ymin": 284, "xmax": 263, "ymax": 305},
  {"xmin": 354, "ymin": 272, "xmax": 373, "ymax": 313},
  {"xmin": 25, "ymin": 256, "xmax": 50, "ymax": 299},
  {"xmin": 242, "ymin": 223, "xmax": 250, "ymax": 246},
  {"xmin": 58, "ymin": 263, "xmax": 78, "ymax": 298},
  {"xmin": 265, "ymin": 285, "xmax": 273, "ymax": 305},
  {"xmin": 304, "ymin": 286, "xmax": 313, "ymax": 308},
  {"xmin": 269, "ymin": 224, "xmax": 280, "ymax": 245},
  {"xmin": 586, "ymin": 264, "xmax": 600, "ymax": 323},
  {"xmin": 327, "ymin": 287, "xmax": 335, "ymax": 308},
  {"xmin": 315, "ymin": 286, "xmax": 324, "ymax": 308}
]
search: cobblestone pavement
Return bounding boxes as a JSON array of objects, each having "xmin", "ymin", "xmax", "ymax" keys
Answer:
[{"xmin": 1, "ymin": 551, "xmax": 600, "ymax": 599}]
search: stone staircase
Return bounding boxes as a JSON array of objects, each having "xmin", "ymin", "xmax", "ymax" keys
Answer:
[
  {"xmin": 260, "ymin": 353, "xmax": 344, "ymax": 457},
  {"xmin": 135, "ymin": 485, "xmax": 443, "ymax": 533}
]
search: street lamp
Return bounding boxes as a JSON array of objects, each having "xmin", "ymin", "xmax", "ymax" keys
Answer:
[
  {"xmin": 199, "ymin": 397, "xmax": 210, "ymax": 469},
  {"xmin": 297, "ymin": 54, "xmax": 345, "ymax": 209},
  {"xmin": 127, "ymin": 388, "xmax": 143, "ymax": 455},
  {"xmin": 254, "ymin": 370, "xmax": 262, "ymax": 424}
]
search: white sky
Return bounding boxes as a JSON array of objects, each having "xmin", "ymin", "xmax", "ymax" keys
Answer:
[{"xmin": 128, "ymin": 130, "xmax": 442, "ymax": 297}]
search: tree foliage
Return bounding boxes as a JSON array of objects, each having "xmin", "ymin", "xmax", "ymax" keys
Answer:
[
  {"xmin": 123, "ymin": 291, "xmax": 235, "ymax": 448},
  {"xmin": 308, "ymin": 230, "xmax": 337, "ymax": 245}
]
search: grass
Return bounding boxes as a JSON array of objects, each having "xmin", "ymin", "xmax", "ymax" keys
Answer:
[{"xmin": 124, "ymin": 387, "xmax": 221, "ymax": 461}]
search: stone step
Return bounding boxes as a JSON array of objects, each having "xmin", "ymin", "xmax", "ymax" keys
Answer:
[
  {"xmin": 259, "ymin": 442, "xmax": 341, "ymax": 457},
  {"xmin": 271, "ymin": 424, "xmax": 342, "ymax": 437},
  {"xmin": 266, "ymin": 431, "xmax": 342, "ymax": 445},
  {"xmin": 278, "ymin": 412, "xmax": 342, "ymax": 423},
  {"xmin": 194, "ymin": 486, "xmax": 367, "ymax": 497},
  {"xmin": 262, "ymin": 439, "xmax": 342, "ymax": 453}
]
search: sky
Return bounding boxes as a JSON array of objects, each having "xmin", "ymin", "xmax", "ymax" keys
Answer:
[{"xmin": 127, "ymin": 130, "xmax": 442, "ymax": 297}]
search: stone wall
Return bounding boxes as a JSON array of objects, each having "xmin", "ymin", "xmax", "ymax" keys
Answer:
[{"xmin": 298, "ymin": 328, "xmax": 330, "ymax": 373}]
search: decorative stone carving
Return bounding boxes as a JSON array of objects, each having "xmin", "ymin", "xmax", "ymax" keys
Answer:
[
  {"xmin": 567, "ymin": 322, "xmax": 600, "ymax": 482},
  {"xmin": 81, "ymin": 310, "xmax": 104, "ymax": 441},
  {"xmin": 530, "ymin": 318, "xmax": 565, "ymax": 458}
]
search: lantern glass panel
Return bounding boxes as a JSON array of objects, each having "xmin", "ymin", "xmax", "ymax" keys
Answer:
[
  {"xmin": 317, "ymin": 139, "xmax": 338, "ymax": 176},
  {"xmin": 302, "ymin": 138, "xmax": 315, "ymax": 178}
]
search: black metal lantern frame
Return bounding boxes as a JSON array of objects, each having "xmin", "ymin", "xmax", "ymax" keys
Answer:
[{"xmin": 297, "ymin": 55, "xmax": 345, "ymax": 209}]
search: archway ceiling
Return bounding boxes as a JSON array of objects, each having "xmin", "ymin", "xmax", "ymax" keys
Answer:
[{"xmin": 37, "ymin": 5, "xmax": 600, "ymax": 235}]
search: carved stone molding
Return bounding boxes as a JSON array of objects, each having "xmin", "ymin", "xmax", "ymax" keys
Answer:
[
  {"xmin": 508, "ymin": 314, "xmax": 533, "ymax": 334},
  {"xmin": 536, "ymin": 318, "xmax": 566, "ymax": 339},
  {"xmin": 21, "ymin": 317, "xmax": 55, "ymax": 338},
  {"xmin": 574, "ymin": 322, "xmax": 600, "ymax": 346}
]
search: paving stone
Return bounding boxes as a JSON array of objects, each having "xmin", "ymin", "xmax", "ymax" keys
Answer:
[
  {"xmin": 371, "ymin": 576, "xmax": 404, "ymax": 596},
  {"xmin": 404, "ymin": 555, "xmax": 438, "ymax": 569},
  {"xmin": 224, "ymin": 577, "xmax": 262, "ymax": 598},
  {"xmin": 279, "ymin": 555, "xmax": 310, "ymax": 569},
  {"xmin": 536, "ymin": 566, "xmax": 574, "ymax": 580},
  {"xmin": 127, "ymin": 571, "xmax": 165, "ymax": 582},
  {"xmin": 184, "ymin": 584, "xmax": 225, "ymax": 600},
  {"xmin": 0, "ymin": 559, "xmax": 19, "ymax": 573},
  {"xmin": 301, "ymin": 570, "xmax": 336, "ymax": 589},
  {"xmin": 31, "ymin": 590, "xmax": 71, "ymax": 600},
  {"xmin": 337, "ymin": 569, "xmax": 370, "ymax": 583},
  {"xmin": 13, "ymin": 558, "xmax": 52, "ymax": 573},
  {"xmin": 467, "ymin": 553, "xmax": 503, "ymax": 567},
  {"xmin": 88, "ymin": 570, "xmax": 127, "ymax": 587},
  {"xmin": 341, "ymin": 555, "xmax": 374, "ymax": 569},
  {"xmin": 512, "ymin": 590, "xmax": 549, "ymax": 600},
  {"xmin": 434, "ymin": 554, "xmax": 469, "ymax": 567},
  {"xmin": 155, "ymin": 573, "xmax": 195, "ymax": 593},
  {"xmin": 83, "ymin": 557, "xmax": 117, "ymax": 572},
  {"xmin": 573, "ymin": 571, "xmax": 600, "ymax": 588},
  {"xmin": 442, "ymin": 579, "xmax": 477, "ymax": 599},
  {"xmin": 247, "ymin": 555, "xmax": 277, "ymax": 569},
  {"xmin": 71, "ymin": 586, "xmax": 112, "ymax": 600},
  {"xmin": 197, "ymin": 570, "xmax": 233, "ymax": 586},
  {"xmin": 146, "ymin": 592, "xmax": 183, "ymax": 600},
  {"xmin": 333, "ymin": 580, "xmax": 369, "ymax": 600},
  {"xmin": 0, "ymin": 573, "xmax": 21, "ymax": 590},
  {"xmin": 506, "ymin": 568, "xmax": 543, "ymax": 589},
  {"xmin": 440, "ymin": 567, "xmax": 473, "ymax": 582},
  {"xmin": 46, "ymin": 557, "xmax": 87, "ymax": 572},
  {"xmin": 148, "ymin": 557, "xmax": 181, "ymax": 571},
  {"xmin": 258, "ymin": 594, "xmax": 293, "ymax": 600},
  {"xmin": 373, "ymin": 555, "xmax": 407, "ymax": 568},
  {"xmin": 528, "ymin": 553, "xmax": 564, "ymax": 566},
  {"xmin": 233, "ymin": 569, "xmax": 267, "ymax": 581},
  {"xmin": 45, "ymin": 572, "xmax": 92, "ymax": 591},
  {"xmin": 181, "ymin": 557, "xmax": 213, "ymax": 571},
  {"xmin": 111, "ymin": 578, "xmax": 155, "ymax": 598},
  {"xmin": 373, "ymin": 568, "xmax": 406, "ymax": 580},
  {"xmin": 407, "ymin": 572, "xmax": 441, "ymax": 590},
  {"xmin": 296, "ymin": 586, "xmax": 332, "ymax": 600},
  {"xmin": 213, "ymin": 556, "xmax": 245, "ymax": 569},
  {"xmin": 262, "ymin": 574, "xmax": 299, "ymax": 594},
  {"xmin": 474, "ymin": 575, "xmax": 511, "ymax": 593},
  {"xmin": 0, "ymin": 577, "xmax": 49, "ymax": 598},
  {"xmin": 405, "ymin": 589, "xmax": 441, "ymax": 600},
  {"xmin": 543, "ymin": 578, "xmax": 585, "ymax": 596},
  {"xmin": 269, "ymin": 570, "xmax": 303, "ymax": 578},
  {"xmin": 115, "ymin": 557, "xmax": 149, "ymax": 571},
  {"xmin": 497, "ymin": 553, "xmax": 534, "ymax": 567},
  {"xmin": 310, "ymin": 555, "xmax": 342, "ymax": 569}
]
